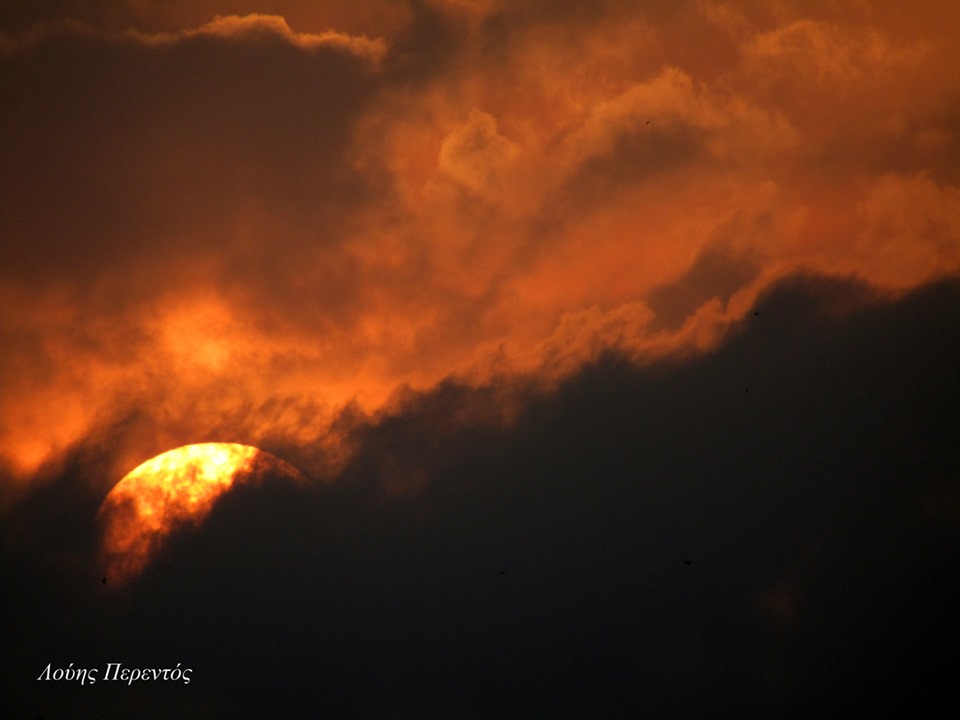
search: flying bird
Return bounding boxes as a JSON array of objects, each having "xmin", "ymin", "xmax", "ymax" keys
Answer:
[{"xmin": 683, "ymin": 559, "xmax": 693, "ymax": 566}]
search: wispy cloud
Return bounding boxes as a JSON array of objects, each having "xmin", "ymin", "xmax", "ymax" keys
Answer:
[{"xmin": 1, "ymin": 1, "xmax": 958, "ymax": 492}]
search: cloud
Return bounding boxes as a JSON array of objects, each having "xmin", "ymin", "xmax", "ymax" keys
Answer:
[
  {"xmin": 134, "ymin": 13, "xmax": 386, "ymax": 62},
  {"xmin": 1, "ymin": 0, "xmax": 958, "ymax": 506},
  {"xmin": 436, "ymin": 109, "xmax": 518, "ymax": 197},
  {"xmin": 852, "ymin": 172, "xmax": 960, "ymax": 286},
  {"xmin": 3, "ymin": 276, "xmax": 959, "ymax": 717},
  {"xmin": 0, "ymin": 13, "xmax": 387, "ymax": 61}
]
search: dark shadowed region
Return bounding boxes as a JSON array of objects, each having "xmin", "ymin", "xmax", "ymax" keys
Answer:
[{"xmin": 3, "ymin": 275, "xmax": 959, "ymax": 718}]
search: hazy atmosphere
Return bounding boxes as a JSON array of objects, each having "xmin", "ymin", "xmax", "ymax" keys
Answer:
[{"xmin": 2, "ymin": 1, "xmax": 959, "ymax": 717}]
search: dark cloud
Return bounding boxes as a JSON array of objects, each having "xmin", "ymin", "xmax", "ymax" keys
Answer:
[
  {"xmin": 4, "ymin": 275, "xmax": 959, "ymax": 718},
  {"xmin": 0, "ymin": 0, "xmax": 118, "ymax": 33},
  {"xmin": 557, "ymin": 121, "xmax": 709, "ymax": 214},
  {"xmin": 0, "ymin": 24, "xmax": 380, "ymax": 285},
  {"xmin": 647, "ymin": 248, "xmax": 759, "ymax": 331}
]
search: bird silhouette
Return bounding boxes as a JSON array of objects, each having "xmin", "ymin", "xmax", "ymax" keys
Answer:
[
  {"xmin": 101, "ymin": 577, "xmax": 107, "ymax": 584},
  {"xmin": 683, "ymin": 559, "xmax": 693, "ymax": 566}
]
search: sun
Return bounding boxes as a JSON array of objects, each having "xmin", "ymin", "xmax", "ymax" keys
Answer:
[{"xmin": 98, "ymin": 443, "xmax": 302, "ymax": 584}]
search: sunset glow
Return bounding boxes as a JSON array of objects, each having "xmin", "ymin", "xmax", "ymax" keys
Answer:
[
  {"xmin": 3, "ymin": 3, "xmax": 959, "ymax": 717},
  {"xmin": 2, "ymin": 4, "xmax": 959, "ymax": 493}
]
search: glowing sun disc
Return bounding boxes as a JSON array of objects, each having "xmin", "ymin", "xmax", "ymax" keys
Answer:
[{"xmin": 98, "ymin": 442, "xmax": 301, "ymax": 584}]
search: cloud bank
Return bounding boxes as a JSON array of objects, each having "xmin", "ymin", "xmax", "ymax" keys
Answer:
[
  {"xmin": 3, "ymin": 275, "xmax": 959, "ymax": 717},
  {"xmin": 2, "ymin": 2, "xmax": 959, "ymax": 492}
]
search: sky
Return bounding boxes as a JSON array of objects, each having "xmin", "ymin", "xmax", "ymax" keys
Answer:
[{"xmin": 1, "ymin": 1, "xmax": 959, "ymax": 717}]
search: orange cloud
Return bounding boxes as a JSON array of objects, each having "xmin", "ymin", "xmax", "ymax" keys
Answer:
[
  {"xmin": 0, "ymin": 14, "xmax": 386, "ymax": 62},
  {"xmin": 133, "ymin": 14, "xmax": 387, "ymax": 61},
  {"xmin": 1, "ymin": 1, "xmax": 958, "ymax": 499}
]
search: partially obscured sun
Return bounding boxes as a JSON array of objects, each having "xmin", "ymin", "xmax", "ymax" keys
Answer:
[{"xmin": 98, "ymin": 443, "xmax": 301, "ymax": 584}]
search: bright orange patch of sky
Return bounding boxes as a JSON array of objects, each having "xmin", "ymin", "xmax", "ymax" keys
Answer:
[{"xmin": 1, "ymin": 1, "xmax": 958, "ymax": 500}]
